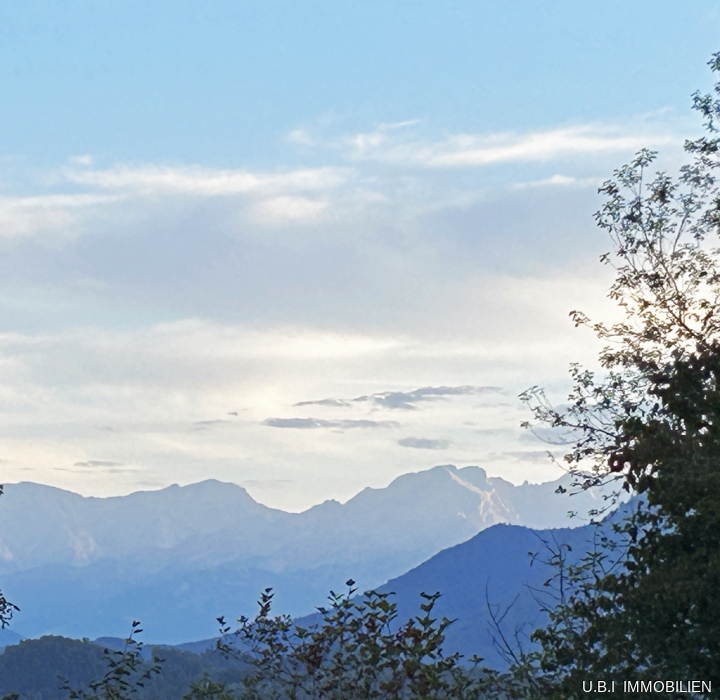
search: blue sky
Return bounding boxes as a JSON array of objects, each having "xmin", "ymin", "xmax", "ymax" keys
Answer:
[
  {"xmin": 1, "ymin": 1, "xmax": 719, "ymax": 509},
  {"xmin": 2, "ymin": 1, "xmax": 718, "ymax": 168}
]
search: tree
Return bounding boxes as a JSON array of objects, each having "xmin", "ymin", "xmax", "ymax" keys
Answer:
[
  {"xmin": 183, "ymin": 676, "xmax": 237, "ymax": 700},
  {"xmin": 0, "ymin": 576, "xmax": 17, "ymax": 631},
  {"xmin": 517, "ymin": 53, "xmax": 720, "ymax": 695},
  {"xmin": 0, "ymin": 486, "xmax": 19, "ymax": 631},
  {"xmin": 523, "ymin": 53, "xmax": 720, "ymax": 494},
  {"xmin": 519, "ymin": 352, "xmax": 720, "ymax": 697}
]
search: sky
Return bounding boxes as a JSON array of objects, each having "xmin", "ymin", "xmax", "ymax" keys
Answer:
[{"xmin": 1, "ymin": 1, "xmax": 719, "ymax": 511}]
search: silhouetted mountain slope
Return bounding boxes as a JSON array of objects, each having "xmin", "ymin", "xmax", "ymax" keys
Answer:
[
  {"xmin": 375, "ymin": 522, "xmax": 600, "ymax": 669},
  {"xmin": 0, "ymin": 628, "xmax": 23, "ymax": 651},
  {"xmin": 295, "ymin": 516, "xmax": 619, "ymax": 670}
]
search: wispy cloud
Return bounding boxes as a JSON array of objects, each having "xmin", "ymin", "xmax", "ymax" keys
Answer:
[
  {"xmin": 58, "ymin": 460, "xmax": 141, "ymax": 473},
  {"xmin": 295, "ymin": 386, "xmax": 503, "ymax": 411},
  {"xmin": 286, "ymin": 129, "xmax": 315, "ymax": 146},
  {"xmin": 293, "ymin": 398, "xmax": 352, "ymax": 408},
  {"xmin": 0, "ymin": 194, "xmax": 122, "ymax": 238},
  {"xmin": 249, "ymin": 195, "xmax": 329, "ymax": 224},
  {"xmin": 0, "ymin": 164, "xmax": 349, "ymax": 237},
  {"xmin": 342, "ymin": 124, "xmax": 678, "ymax": 168},
  {"xmin": 192, "ymin": 420, "xmax": 229, "ymax": 430},
  {"xmin": 398, "ymin": 437, "xmax": 450, "ymax": 450},
  {"xmin": 480, "ymin": 450, "xmax": 558, "ymax": 464},
  {"xmin": 64, "ymin": 164, "xmax": 348, "ymax": 196},
  {"xmin": 510, "ymin": 174, "xmax": 603, "ymax": 190},
  {"xmin": 263, "ymin": 418, "xmax": 400, "ymax": 429},
  {"xmin": 502, "ymin": 450, "xmax": 554, "ymax": 462},
  {"xmin": 353, "ymin": 385, "xmax": 503, "ymax": 410},
  {"xmin": 68, "ymin": 155, "xmax": 94, "ymax": 166},
  {"xmin": 0, "ymin": 116, "xmax": 681, "ymax": 244}
]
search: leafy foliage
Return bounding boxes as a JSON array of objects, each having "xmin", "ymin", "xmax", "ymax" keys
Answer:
[
  {"xmin": 183, "ymin": 676, "xmax": 238, "ymax": 700},
  {"xmin": 216, "ymin": 581, "xmax": 503, "ymax": 700},
  {"xmin": 523, "ymin": 57, "xmax": 720, "ymax": 496},
  {"xmin": 61, "ymin": 622, "xmax": 164, "ymax": 700},
  {"xmin": 522, "ymin": 352, "xmax": 720, "ymax": 695},
  {"xmin": 516, "ymin": 53, "xmax": 720, "ymax": 696}
]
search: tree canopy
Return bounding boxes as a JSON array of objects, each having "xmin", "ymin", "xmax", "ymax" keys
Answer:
[{"xmin": 517, "ymin": 53, "xmax": 720, "ymax": 697}]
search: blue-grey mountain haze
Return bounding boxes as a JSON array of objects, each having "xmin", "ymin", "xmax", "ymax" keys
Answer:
[{"xmin": 0, "ymin": 466, "xmax": 616, "ymax": 644}]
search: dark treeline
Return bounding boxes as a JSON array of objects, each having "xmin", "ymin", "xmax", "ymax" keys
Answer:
[{"xmin": 0, "ymin": 636, "xmax": 248, "ymax": 700}]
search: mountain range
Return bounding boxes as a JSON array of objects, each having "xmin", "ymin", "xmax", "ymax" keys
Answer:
[{"xmin": 0, "ymin": 465, "xmax": 614, "ymax": 644}]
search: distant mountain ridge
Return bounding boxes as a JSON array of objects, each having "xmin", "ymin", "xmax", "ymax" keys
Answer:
[{"xmin": 0, "ymin": 465, "xmax": 614, "ymax": 643}]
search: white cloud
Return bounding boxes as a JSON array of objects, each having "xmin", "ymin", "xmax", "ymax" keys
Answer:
[
  {"xmin": 0, "ymin": 116, "xmax": 682, "ymax": 246},
  {"xmin": 382, "ymin": 119, "xmax": 424, "ymax": 130},
  {"xmin": 286, "ymin": 129, "xmax": 315, "ymax": 145},
  {"xmin": 250, "ymin": 195, "xmax": 329, "ymax": 224},
  {"xmin": 342, "ymin": 124, "xmax": 679, "ymax": 168},
  {"xmin": 510, "ymin": 173, "xmax": 604, "ymax": 190},
  {"xmin": 0, "ymin": 164, "xmax": 351, "ymax": 239},
  {"xmin": 0, "ymin": 194, "xmax": 123, "ymax": 238},
  {"xmin": 64, "ymin": 164, "xmax": 349, "ymax": 196},
  {"xmin": 68, "ymin": 155, "xmax": 94, "ymax": 166}
]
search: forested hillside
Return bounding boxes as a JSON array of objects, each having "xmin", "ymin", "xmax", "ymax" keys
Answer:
[{"xmin": 0, "ymin": 637, "xmax": 248, "ymax": 700}]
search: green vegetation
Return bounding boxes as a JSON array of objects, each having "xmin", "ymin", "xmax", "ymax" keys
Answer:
[
  {"xmin": 511, "ymin": 350, "xmax": 720, "ymax": 697},
  {"xmin": 61, "ymin": 622, "xmax": 164, "ymax": 700},
  {"xmin": 0, "ymin": 634, "xmax": 247, "ymax": 700},
  {"xmin": 214, "ymin": 583, "xmax": 502, "ymax": 700},
  {"xmin": 0, "ymin": 636, "xmax": 107, "ymax": 699}
]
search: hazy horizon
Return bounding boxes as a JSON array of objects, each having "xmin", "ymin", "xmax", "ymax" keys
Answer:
[{"xmin": 3, "ymin": 461, "xmax": 580, "ymax": 513}]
